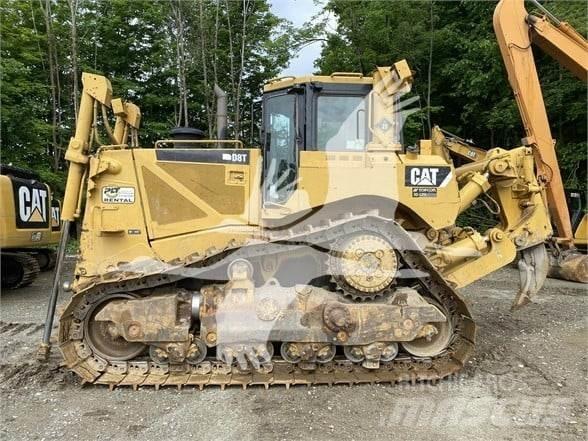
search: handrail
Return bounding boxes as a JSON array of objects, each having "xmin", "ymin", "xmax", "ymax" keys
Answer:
[
  {"xmin": 266, "ymin": 75, "xmax": 296, "ymax": 85},
  {"xmin": 154, "ymin": 139, "xmax": 244, "ymax": 149},
  {"xmin": 330, "ymin": 72, "xmax": 363, "ymax": 78}
]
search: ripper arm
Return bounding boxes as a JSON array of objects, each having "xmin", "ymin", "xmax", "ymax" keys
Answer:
[{"xmin": 61, "ymin": 73, "xmax": 141, "ymax": 221}]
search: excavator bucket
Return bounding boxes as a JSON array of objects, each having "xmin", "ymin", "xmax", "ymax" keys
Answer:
[{"xmin": 547, "ymin": 251, "xmax": 588, "ymax": 284}]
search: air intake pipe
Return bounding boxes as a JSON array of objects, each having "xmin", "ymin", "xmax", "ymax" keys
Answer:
[{"xmin": 214, "ymin": 84, "xmax": 227, "ymax": 140}]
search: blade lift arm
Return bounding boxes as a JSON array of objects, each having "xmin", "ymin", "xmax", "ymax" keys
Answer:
[{"xmin": 61, "ymin": 73, "xmax": 141, "ymax": 221}]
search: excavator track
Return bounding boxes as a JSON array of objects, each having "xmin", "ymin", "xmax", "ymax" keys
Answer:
[
  {"xmin": 1, "ymin": 252, "xmax": 41, "ymax": 289},
  {"xmin": 33, "ymin": 248, "xmax": 57, "ymax": 272},
  {"xmin": 58, "ymin": 215, "xmax": 476, "ymax": 389}
]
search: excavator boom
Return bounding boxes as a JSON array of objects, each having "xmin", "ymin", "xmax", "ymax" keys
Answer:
[
  {"xmin": 493, "ymin": 0, "xmax": 588, "ymax": 244},
  {"xmin": 527, "ymin": 0, "xmax": 588, "ymax": 81}
]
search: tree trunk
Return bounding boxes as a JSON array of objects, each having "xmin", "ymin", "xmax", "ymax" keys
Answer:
[
  {"xmin": 426, "ymin": 1, "xmax": 434, "ymax": 137},
  {"xmin": 40, "ymin": 0, "xmax": 61, "ymax": 171},
  {"xmin": 224, "ymin": 0, "xmax": 237, "ymax": 136},
  {"xmin": 234, "ymin": 0, "xmax": 250, "ymax": 139},
  {"xmin": 198, "ymin": 0, "xmax": 212, "ymax": 135},
  {"xmin": 171, "ymin": 0, "xmax": 188, "ymax": 127},
  {"xmin": 29, "ymin": 1, "xmax": 46, "ymax": 72},
  {"xmin": 68, "ymin": 0, "xmax": 79, "ymax": 123}
]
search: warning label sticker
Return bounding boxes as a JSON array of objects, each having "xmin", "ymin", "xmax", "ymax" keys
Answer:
[
  {"xmin": 102, "ymin": 186, "xmax": 135, "ymax": 204},
  {"xmin": 412, "ymin": 188, "xmax": 437, "ymax": 198}
]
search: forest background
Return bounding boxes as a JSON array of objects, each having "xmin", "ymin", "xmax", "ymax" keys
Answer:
[{"xmin": 1, "ymin": 0, "xmax": 586, "ymax": 195}]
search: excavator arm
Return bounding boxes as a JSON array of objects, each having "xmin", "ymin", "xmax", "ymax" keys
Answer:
[
  {"xmin": 526, "ymin": 3, "xmax": 588, "ymax": 82},
  {"xmin": 493, "ymin": 0, "xmax": 588, "ymax": 245}
]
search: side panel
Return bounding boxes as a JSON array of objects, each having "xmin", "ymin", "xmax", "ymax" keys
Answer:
[
  {"xmin": 262, "ymin": 151, "xmax": 460, "ymax": 229},
  {"xmin": 77, "ymin": 150, "xmax": 155, "ymax": 280},
  {"xmin": 133, "ymin": 148, "xmax": 260, "ymax": 241},
  {"xmin": 76, "ymin": 148, "xmax": 262, "ymax": 282},
  {"xmin": 574, "ymin": 215, "xmax": 588, "ymax": 246}
]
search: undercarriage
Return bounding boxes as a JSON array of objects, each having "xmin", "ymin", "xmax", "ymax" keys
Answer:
[{"xmin": 58, "ymin": 215, "xmax": 475, "ymax": 389}]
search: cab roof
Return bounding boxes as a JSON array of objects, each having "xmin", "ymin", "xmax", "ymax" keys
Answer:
[{"xmin": 264, "ymin": 73, "xmax": 374, "ymax": 92}]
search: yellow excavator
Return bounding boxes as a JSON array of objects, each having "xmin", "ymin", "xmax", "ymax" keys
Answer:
[
  {"xmin": 0, "ymin": 165, "xmax": 61, "ymax": 288},
  {"xmin": 36, "ymin": 0, "xmax": 586, "ymax": 389}
]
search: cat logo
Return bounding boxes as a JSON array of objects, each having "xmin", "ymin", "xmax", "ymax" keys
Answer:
[
  {"xmin": 405, "ymin": 166, "xmax": 452, "ymax": 188},
  {"xmin": 11, "ymin": 179, "xmax": 51, "ymax": 229},
  {"xmin": 18, "ymin": 186, "xmax": 48, "ymax": 223},
  {"xmin": 51, "ymin": 205, "xmax": 61, "ymax": 231}
]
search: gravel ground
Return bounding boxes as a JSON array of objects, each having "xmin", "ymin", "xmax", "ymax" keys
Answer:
[{"xmin": 0, "ymin": 261, "xmax": 586, "ymax": 441}]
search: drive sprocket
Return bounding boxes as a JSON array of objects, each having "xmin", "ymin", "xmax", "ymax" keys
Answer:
[{"xmin": 329, "ymin": 232, "xmax": 398, "ymax": 300}]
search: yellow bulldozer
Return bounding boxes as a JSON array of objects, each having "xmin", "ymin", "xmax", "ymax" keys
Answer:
[
  {"xmin": 37, "ymin": 0, "xmax": 587, "ymax": 389},
  {"xmin": 0, "ymin": 165, "xmax": 61, "ymax": 289}
]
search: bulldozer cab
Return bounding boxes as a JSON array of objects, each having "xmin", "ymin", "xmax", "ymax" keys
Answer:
[
  {"xmin": 260, "ymin": 64, "xmax": 414, "ymax": 222},
  {"xmin": 262, "ymin": 78, "xmax": 372, "ymax": 206},
  {"xmin": 258, "ymin": 61, "xmax": 425, "ymax": 229}
]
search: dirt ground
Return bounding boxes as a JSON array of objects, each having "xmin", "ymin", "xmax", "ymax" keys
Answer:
[{"xmin": 0, "ymin": 260, "xmax": 586, "ymax": 441}]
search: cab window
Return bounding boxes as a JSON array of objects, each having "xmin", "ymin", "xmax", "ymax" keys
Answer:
[
  {"xmin": 263, "ymin": 93, "xmax": 297, "ymax": 204},
  {"xmin": 316, "ymin": 95, "xmax": 367, "ymax": 151}
]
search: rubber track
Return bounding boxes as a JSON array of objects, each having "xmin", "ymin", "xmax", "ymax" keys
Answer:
[
  {"xmin": 58, "ymin": 215, "xmax": 476, "ymax": 389},
  {"xmin": 1, "ymin": 252, "xmax": 40, "ymax": 289}
]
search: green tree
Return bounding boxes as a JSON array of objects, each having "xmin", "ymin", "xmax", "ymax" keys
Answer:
[
  {"xmin": 315, "ymin": 0, "xmax": 587, "ymax": 189},
  {"xmin": 0, "ymin": 0, "xmax": 62, "ymax": 189},
  {"xmin": 1, "ymin": 0, "xmax": 293, "ymax": 194}
]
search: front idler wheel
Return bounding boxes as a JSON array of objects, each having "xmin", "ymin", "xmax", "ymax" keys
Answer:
[
  {"xmin": 84, "ymin": 294, "xmax": 147, "ymax": 361},
  {"xmin": 401, "ymin": 300, "xmax": 453, "ymax": 357}
]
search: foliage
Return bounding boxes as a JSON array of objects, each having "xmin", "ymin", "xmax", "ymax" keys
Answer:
[
  {"xmin": 315, "ymin": 0, "xmax": 587, "ymax": 190},
  {"xmin": 1, "ymin": 0, "xmax": 586, "ymax": 198},
  {"xmin": 1, "ymin": 0, "xmax": 292, "ymax": 195},
  {"xmin": 1, "ymin": 1, "xmax": 60, "ymax": 187}
]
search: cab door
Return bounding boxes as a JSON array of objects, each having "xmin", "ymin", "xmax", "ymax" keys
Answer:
[{"xmin": 261, "ymin": 89, "xmax": 304, "ymax": 207}]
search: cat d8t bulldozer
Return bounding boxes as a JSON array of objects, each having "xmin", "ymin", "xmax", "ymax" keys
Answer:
[
  {"xmin": 40, "ymin": 0, "xmax": 586, "ymax": 388},
  {"xmin": 0, "ymin": 165, "xmax": 61, "ymax": 289}
]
